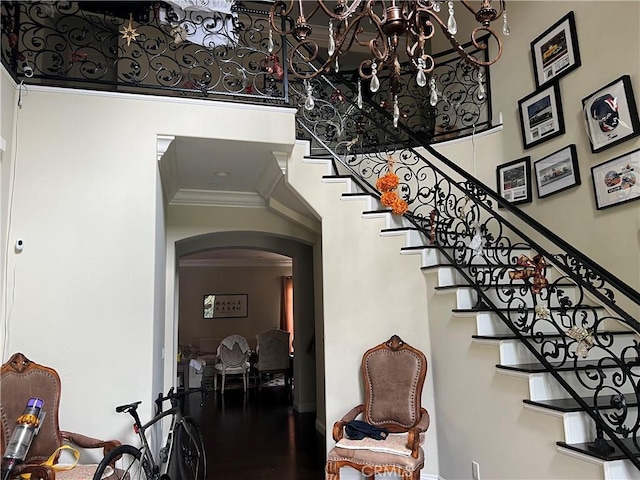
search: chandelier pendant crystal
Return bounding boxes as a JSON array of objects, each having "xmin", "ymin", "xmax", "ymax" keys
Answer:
[{"xmin": 270, "ymin": 0, "xmax": 507, "ymax": 119}]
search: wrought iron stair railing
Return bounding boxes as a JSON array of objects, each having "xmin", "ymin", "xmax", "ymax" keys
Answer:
[
  {"xmin": 2, "ymin": 0, "xmax": 639, "ymax": 470},
  {"xmin": 287, "ymin": 64, "xmax": 640, "ymax": 470}
]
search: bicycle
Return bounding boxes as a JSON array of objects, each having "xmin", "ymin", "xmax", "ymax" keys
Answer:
[{"xmin": 92, "ymin": 387, "xmax": 207, "ymax": 480}]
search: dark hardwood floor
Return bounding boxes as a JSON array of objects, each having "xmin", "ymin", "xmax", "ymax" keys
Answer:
[{"xmin": 184, "ymin": 382, "xmax": 326, "ymax": 479}]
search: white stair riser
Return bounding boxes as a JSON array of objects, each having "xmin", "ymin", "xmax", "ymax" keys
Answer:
[
  {"xmin": 475, "ymin": 311, "xmax": 560, "ymax": 336},
  {"xmin": 497, "ymin": 337, "xmax": 639, "ymax": 366},
  {"xmin": 454, "ymin": 285, "xmax": 581, "ymax": 309},
  {"xmin": 528, "ymin": 371, "xmax": 638, "ymax": 402},
  {"xmin": 407, "ymin": 246, "xmax": 535, "ymax": 268},
  {"xmin": 302, "ymin": 157, "xmax": 333, "ymax": 176},
  {"xmin": 380, "ymin": 228, "xmax": 429, "ymax": 247},
  {"xmin": 363, "ymin": 211, "xmax": 409, "ymax": 230},
  {"xmin": 437, "ymin": 265, "xmax": 562, "ymax": 287},
  {"xmin": 340, "ymin": 193, "xmax": 378, "ymax": 211}
]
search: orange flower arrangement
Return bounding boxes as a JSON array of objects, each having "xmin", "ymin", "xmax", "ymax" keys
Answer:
[
  {"xmin": 376, "ymin": 172, "xmax": 399, "ymax": 192},
  {"xmin": 377, "ymin": 156, "xmax": 408, "ymax": 215}
]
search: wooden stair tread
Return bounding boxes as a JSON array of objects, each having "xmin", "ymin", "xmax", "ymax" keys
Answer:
[
  {"xmin": 557, "ymin": 437, "xmax": 640, "ymax": 462},
  {"xmin": 496, "ymin": 357, "xmax": 637, "ymax": 373},
  {"xmin": 473, "ymin": 331, "xmax": 634, "ymax": 341},
  {"xmin": 525, "ymin": 393, "xmax": 638, "ymax": 413},
  {"xmin": 435, "ymin": 282, "xmax": 577, "ymax": 291},
  {"xmin": 453, "ymin": 306, "xmax": 605, "ymax": 313}
]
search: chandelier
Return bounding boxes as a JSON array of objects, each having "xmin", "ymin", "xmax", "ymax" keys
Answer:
[{"xmin": 268, "ymin": 0, "xmax": 509, "ymax": 126}]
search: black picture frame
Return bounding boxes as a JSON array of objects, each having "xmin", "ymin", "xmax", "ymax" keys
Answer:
[
  {"xmin": 518, "ymin": 82, "xmax": 565, "ymax": 150},
  {"xmin": 496, "ymin": 156, "xmax": 532, "ymax": 206},
  {"xmin": 581, "ymin": 75, "xmax": 640, "ymax": 154},
  {"xmin": 591, "ymin": 148, "xmax": 640, "ymax": 210},
  {"xmin": 534, "ymin": 144, "xmax": 581, "ymax": 198},
  {"xmin": 530, "ymin": 11, "xmax": 581, "ymax": 88},
  {"xmin": 203, "ymin": 293, "xmax": 248, "ymax": 319}
]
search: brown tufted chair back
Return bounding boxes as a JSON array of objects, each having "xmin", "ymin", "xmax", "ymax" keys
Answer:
[
  {"xmin": 1, "ymin": 353, "xmax": 63, "ymax": 464},
  {"xmin": 361, "ymin": 335, "xmax": 427, "ymax": 433}
]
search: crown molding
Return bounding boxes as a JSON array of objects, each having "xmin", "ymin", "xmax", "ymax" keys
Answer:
[
  {"xmin": 170, "ymin": 188, "xmax": 265, "ymax": 207},
  {"xmin": 180, "ymin": 257, "xmax": 292, "ymax": 268}
]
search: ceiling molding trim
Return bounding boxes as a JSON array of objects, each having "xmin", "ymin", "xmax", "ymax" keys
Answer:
[
  {"xmin": 268, "ymin": 197, "xmax": 321, "ymax": 233},
  {"xmin": 180, "ymin": 258, "xmax": 292, "ymax": 268},
  {"xmin": 157, "ymin": 135, "xmax": 175, "ymax": 161},
  {"xmin": 272, "ymin": 151, "xmax": 288, "ymax": 173},
  {"xmin": 170, "ymin": 188, "xmax": 266, "ymax": 207},
  {"xmin": 255, "ymin": 158, "xmax": 284, "ymax": 199}
]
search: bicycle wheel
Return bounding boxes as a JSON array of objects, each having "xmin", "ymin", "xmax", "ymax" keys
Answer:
[
  {"xmin": 176, "ymin": 416, "xmax": 207, "ymax": 480},
  {"xmin": 93, "ymin": 444, "xmax": 151, "ymax": 480}
]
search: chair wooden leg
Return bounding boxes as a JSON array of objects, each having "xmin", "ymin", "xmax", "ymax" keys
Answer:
[
  {"xmin": 221, "ymin": 372, "xmax": 226, "ymax": 393},
  {"xmin": 326, "ymin": 462, "xmax": 340, "ymax": 480}
]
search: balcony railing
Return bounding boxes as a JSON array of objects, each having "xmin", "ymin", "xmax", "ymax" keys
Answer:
[{"xmin": 1, "ymin": 0, "xmax": 494, "ymax": 143}]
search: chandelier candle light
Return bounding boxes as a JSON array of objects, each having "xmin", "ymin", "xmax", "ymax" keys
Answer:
[{"xmin": 269, "ymin": 0, "xmax": 509, "ymax": 126}]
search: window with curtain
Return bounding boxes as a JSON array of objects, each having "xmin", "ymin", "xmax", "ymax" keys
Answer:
[{"xmin": 280, "ymin": 276, "xmax": 294, "ymax": 353}]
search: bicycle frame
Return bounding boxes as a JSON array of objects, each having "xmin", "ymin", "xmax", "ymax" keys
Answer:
[{"xmin": 119, "ymin": 388, "xmax": 202, "ymax": 480}]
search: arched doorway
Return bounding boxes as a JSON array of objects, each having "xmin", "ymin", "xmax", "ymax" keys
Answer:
[{"xmin": 174, "ymin": 231, "xmax": 318, "ymax": 413}]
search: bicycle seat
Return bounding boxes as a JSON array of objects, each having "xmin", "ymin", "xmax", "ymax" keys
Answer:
[{"xmin": 116, "ymin": 401, "xmax": 142, "ymax": 413}]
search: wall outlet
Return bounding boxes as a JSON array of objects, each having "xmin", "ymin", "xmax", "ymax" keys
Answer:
[{"xmin": 472, "ymin": 461, "xmax": 480, "ymax": 480}]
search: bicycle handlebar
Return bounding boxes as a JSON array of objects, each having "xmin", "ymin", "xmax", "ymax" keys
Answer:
[{"xmin": 155, "ymin": 386, "xmax": 206, "ymax": 413}]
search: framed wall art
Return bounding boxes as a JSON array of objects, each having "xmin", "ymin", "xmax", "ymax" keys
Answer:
[
  {"xmin": 203, "ymin": 293, "xmax": 248, "ymax": 319},
  {"xmin": 530, "ymin": 11, "xmax": 581, "ymax": 88},
  {"xmin": 518, "ymin": 82, "xmax": 565, "ymax": 149},
  {"xmin": 591, "ymin": 149, "xmax": 640, "ymax": 210},
  {"xmin": 496, "ymin": 156, "xmax": 532, "ymax": 206},
  {"xmin": 581, "ymin": 75, "xmax": 640, "ymax": 154},
  {"xmin": 534, "ymin": 144, "xmax": 581, "ymax": 198}
]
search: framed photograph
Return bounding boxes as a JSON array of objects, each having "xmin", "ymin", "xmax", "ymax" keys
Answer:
[
  {"xmin": 497, "ymin": 156, "xmax": 532, "ymax": 205},
  {"xmin": 203, "ymin": 294, "xmax": 248, "ymax": 319},
  {"xmin": 591, "ymin": 149, "xmax": 640, "ymax": 210},
  {"xmin": 581, "ymin": 75, "xmax": 640, "ymax": 153},
  {"xmin": 534, "ymin": 144, "xmax": 581, "ymax": 198},
  {"xmin": 530, "ymin": 11, "xmax": 581, "ymax": 88},
  {"xmin": 518, "ymin": 83, "xmax": 565, "ymax": 149}
]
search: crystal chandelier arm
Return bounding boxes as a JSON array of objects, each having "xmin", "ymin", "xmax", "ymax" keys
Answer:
[
  {"xmin": 269, "ymin": 0, "xmax": 322, "ymax": 36},
  {"xmin": 439, "ymin": 23, "xmax": 503, "ymax": 67},
  {"xmin": 314, "ymin": 0, "xmax": 367, "ymax": 21},
  {"xmin": 459, "ymin": 0, "xmax": 506, "ymax": 25}
]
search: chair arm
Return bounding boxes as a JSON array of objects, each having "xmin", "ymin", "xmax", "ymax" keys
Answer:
[
  {"xmin": 61, "ymin": 431, "xmax": 121, "ymax": 457},
  {"xmin": 406, "ymin": 408, "xmax": 430, "ymax": 459},
  {"xmin": 14, "ymin": 463, "xmax": 55, "ymax": 480},
  {"xmin": 331, "ymin": 404, "xmax": 364, "ymax": 442}
]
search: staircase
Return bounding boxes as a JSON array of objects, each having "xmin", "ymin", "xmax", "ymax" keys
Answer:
[{"xmin": 291, "ymin": 133, "xmax": 639, "ymax": 479}]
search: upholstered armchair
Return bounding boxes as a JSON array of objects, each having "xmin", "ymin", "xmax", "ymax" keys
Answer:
[
  {"xmin": 213, "ymin": 335, "xmax": 251, "ymax": 393},
  {"xmin": 1, "ymin": 353, "xmax": 120, "ymax": 480},
  {"xmin": 254, "ymin": 329, "xmax": 291, "ymax": 388},
  {"xmin": 326, "ymin": 335, "xmax": 430, "ymax": 480}
]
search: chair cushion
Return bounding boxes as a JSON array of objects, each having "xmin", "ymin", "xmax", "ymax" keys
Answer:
[
  {"xmin": 328, "ymin": 441, "xmax": 424, "ymax": 472},
  {"xmin": 53, "ymin": 464, "xmax": 127, "ymax": 479},
  {"xmin": 52, "ymin": 465, "xmax": 99, "ymax": 479},
  {"xmin": 335, "ymin": 432, "xmax": 424, "ymax": 457},
  {"xmin": 213, "ymin": 362, "xmax": 250, "ymax": 374}
]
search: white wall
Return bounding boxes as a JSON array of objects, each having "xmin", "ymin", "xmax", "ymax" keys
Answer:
[
  {"xmin": 1, "ymin": 68, "xmax": 18, "ymax": 361},
  {"xmin": 287, "ymin": 142, "xmax": 440, "ymax": 477},
  {"xmin": 0, "ymin": 85, "xmax": 301, "ymax": 454}
]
